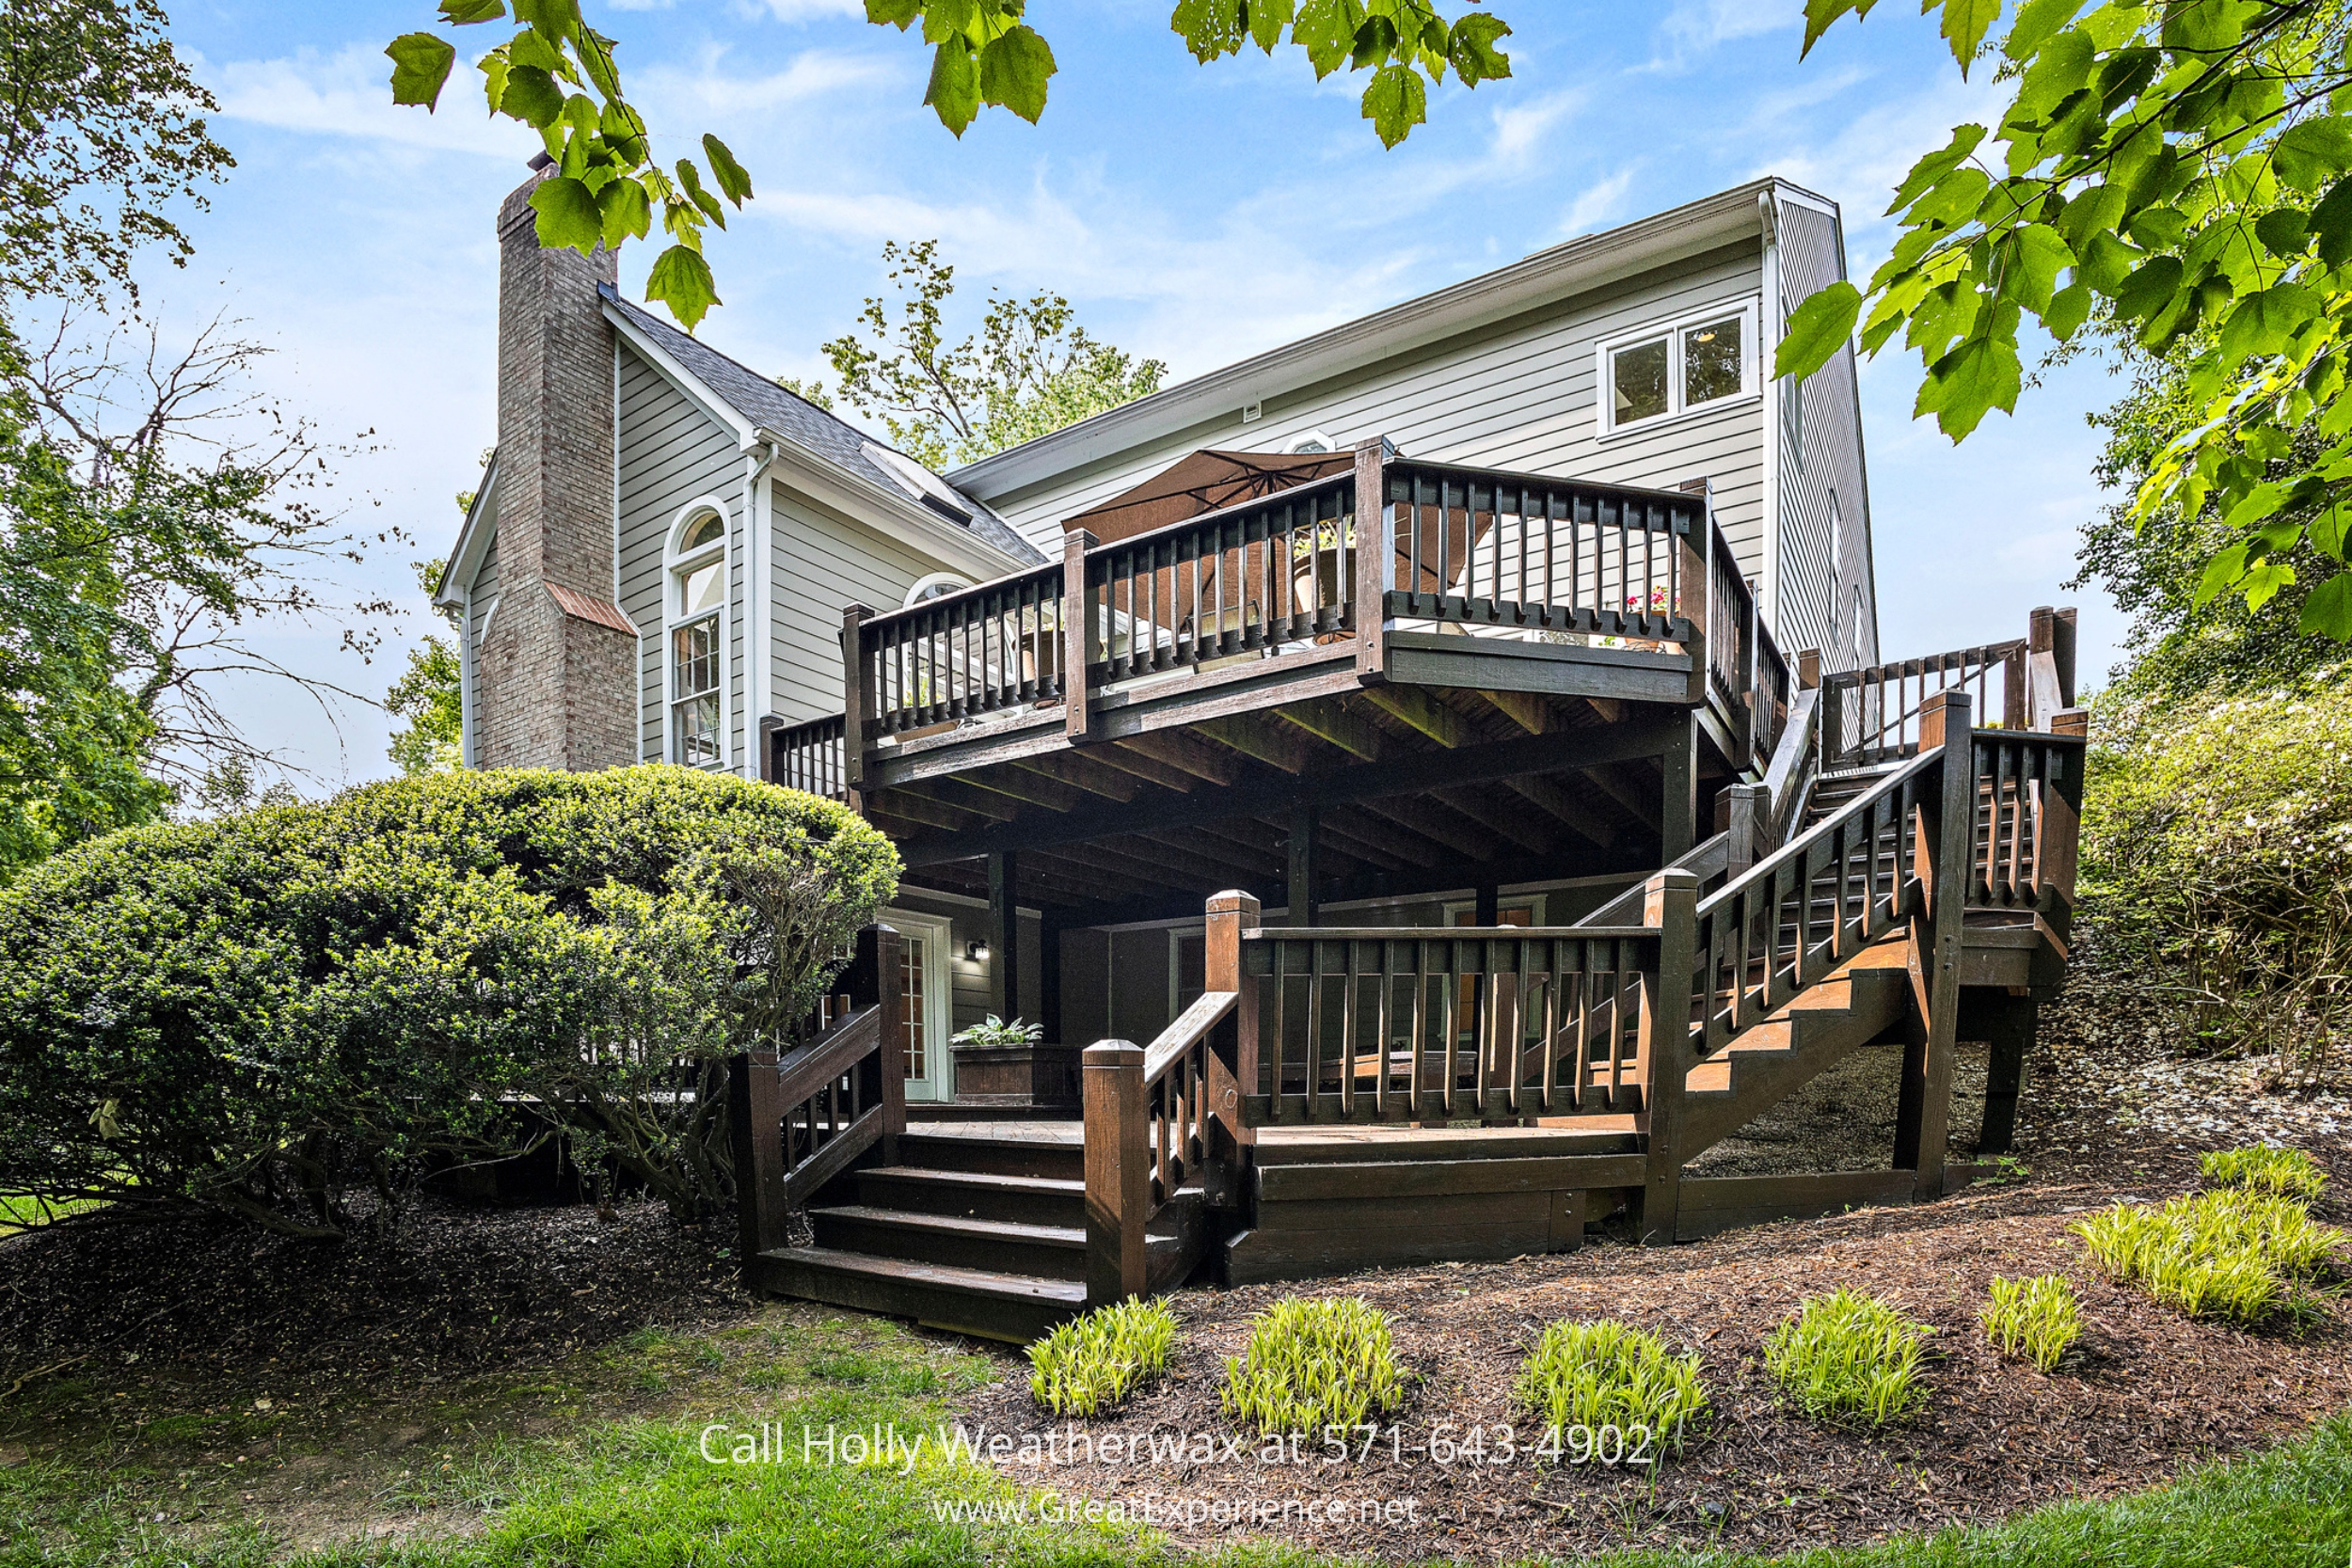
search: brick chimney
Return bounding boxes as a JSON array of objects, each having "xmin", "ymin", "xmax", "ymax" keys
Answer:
[{"xmin": 474, "ymin": 158, "xmax": 638, "ymax": 771}]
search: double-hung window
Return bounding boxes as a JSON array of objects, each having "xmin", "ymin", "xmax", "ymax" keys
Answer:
[
  {"xmin": 670, "ymin": 514, "xmax": 725, "ymax": 767},
  {"xmin": 1598, "ymin": 300, "xmax": 1758, "ymax": 435}
]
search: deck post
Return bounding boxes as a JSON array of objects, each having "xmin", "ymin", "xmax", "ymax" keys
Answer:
[
  {"xmin": 1977, "ymin": 991, "xmax": 2035, "ymax": 1156},
  {"xmin": 989, "ymin": 852, "xmax": 1022, "ymax": 1022},
  {"xmin": 1637, "ymin": 867, "xmax": 1699, "ymax": 1244},
  {"xmin": 1063, "ymin": 529, "xmax": 1097, "ymax": 742},
  {"xmin": 1660, "ymin": 713, "xmax": 1698, "ymax": 863},
  {"xmin": 1202, "ymin": 890, "xmax": 1261, "ymax": 1210},
  {"xmin": 1286, "ymin": 804, "xmax": 1318, "ymax": 927},
  {"xmin": 844, "ymin": 924, "xmax": 907, "ymax": 1168},
  {"xmin": 1796, "ymin": 647, "xmax": 1821, "ymax": 690},
  {"xmin": 1722, "ymin": 782, "xmax": 1764, "ymax": 875},
  {"xmin": 1897, "ymin": 690, "xmax": 1974, "ymax": 1199},
  {"xmin": 1082, "ymin": 1040, "xmax": 1150, "ymax": 1307},
  {"xmin": 2052, "ymin": 607, "xmax": 2078, "ymax": 707},
  {"xmin": 1677, "ymin": 491, "xmax": 1711, "ymax": 707},
  {"xmin": 727, "ymin": 1043, "xmax": 787, "ymax": 1264},
  {"xmin": 838, "ymin": 604, "xmax": 873, "ymax": 812},
  {"xmin": 1353, "ymin": 436, "xmax": 1392, "ymax": 684}
]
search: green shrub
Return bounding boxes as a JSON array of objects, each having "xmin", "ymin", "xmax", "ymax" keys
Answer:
[
  {"xmin": 1512, "ymin": 1319, "xmax": 1710, "ymax": 1458},
  {"xmin": 1028, "ymin": 1298, "xmax": 1176, "ymax": 1417},
  {"xmin": 2080, "ymin": 678, "xmax": 2352, "ymax": 1082},
  {"xmin": 1221, "ymin": 1296, "xmax": 1406, "ymax": 1436},
  {"xmin": 1763, "ymin": 1289, "xmax": 1931, "ymax": 1427},
  {"xmin": 2075, "ymin": 1189, "xmax": 2344, "ymax": 1325},
  {"xmin": 1979, "ymin": 1274, "xmax": 2081, "ymax": 1372},
  {"xmin": 2201, "ymin": 1145, "xmax": 2328, "ymax": 1201},
  {"xmin": 0, "ymin": 767, "xmax": 896, "ymax": 1235}
]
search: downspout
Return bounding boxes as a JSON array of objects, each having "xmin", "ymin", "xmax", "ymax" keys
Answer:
[
  {"xmin": 458, "ymin": 585, "xmax": 476, "ymax": 768},
  {"xmin": 743, "ymin": 438, "xmax": 778, "ymax": 781}
]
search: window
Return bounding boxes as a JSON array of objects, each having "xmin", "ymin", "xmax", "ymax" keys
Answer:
[
  {"xmin": 668, "ymin": 508, "xmax": 726, "ymax": 768},
  {"xmin": 903, "ymin": 572, "xmax": 973, "ymax": 608},
  {"xmin": 1599, "ymin": 301, "xmax": 1758, "ymax": 434},
  {"xmin": 1286, "ymin": 429, "xmax": 1339, "ymax": 455}
]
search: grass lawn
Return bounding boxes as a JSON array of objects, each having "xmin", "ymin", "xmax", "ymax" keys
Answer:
[{"xmin": 3, "ymin": 1300, "xmax": 2347, "ymax": 1568}]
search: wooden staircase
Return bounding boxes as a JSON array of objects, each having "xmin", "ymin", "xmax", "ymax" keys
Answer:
[
  {"xmin": 1679, "ymin": 938, "xmax": 1910, "ymax": 1155},
  {"xmin": 748, "ymin": 1125, "xmax": 1200, "ymax": 1342}
]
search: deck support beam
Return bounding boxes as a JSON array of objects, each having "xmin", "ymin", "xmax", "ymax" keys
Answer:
[
  {"xmin": 1976, "ymin": 991, "xmax": 2035, "ymax": 1157},
  {"xmin": 1287, "ymin": 805, "xmax": 1319, "ymax": 927},
  {"xmin": 1637, "ymin": 868, "xmax": 1699, "ymax": 1244},
  {"xmin": 1895, "ymin": 691, "xmax": 1974, "ymax": 1199},
  {"xmin": 990, "ymin": 851, "xmax": 1023, "ymax": 1022},
  {"xmin": 1661, "ymin": 713, "xmax": 1698, "ymax": 863}
]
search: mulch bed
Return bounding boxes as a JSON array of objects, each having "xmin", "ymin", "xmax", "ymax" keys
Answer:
[
  {"xmin": 0, "ymin": 1197, "xmax": 750, "ymax": 1403},
  {"xmin": 961, "ymin": 1178, "xmax": 2352, "ymax": 1560}
]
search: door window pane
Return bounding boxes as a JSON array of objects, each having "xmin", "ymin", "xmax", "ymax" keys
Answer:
[
  {"xmin": 902, "ymin": 935, "xmax": 927, "ymax": 1082},
  {"xmin": 1683, "ymin": 315, "xmax": 1744, "ymax": 406},
  {"xmin": 1611, "ymin": 337, "xmax": 1669, "ymax": 425}
]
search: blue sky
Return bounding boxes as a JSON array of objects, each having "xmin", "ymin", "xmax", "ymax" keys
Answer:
[{"xmin": 150, "ymin": 0, "xmax": 2126, "ymax": 785}]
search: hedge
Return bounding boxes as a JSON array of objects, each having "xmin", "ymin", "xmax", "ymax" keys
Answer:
[{"xmin": 0, "ymin": 766, "xmax": 898, "ymax": 1236}]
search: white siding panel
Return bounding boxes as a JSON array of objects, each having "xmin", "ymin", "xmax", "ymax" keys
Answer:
[
  {"xmin": 1773, "ymin": 202, "xmax": 1877, "ymax": 669},
  {"xmin": 770, "ymin": 485, "xmax": 963, "ymax": 723}
]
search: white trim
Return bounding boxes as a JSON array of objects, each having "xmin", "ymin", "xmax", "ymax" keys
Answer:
[
  {"xmin": 1594, "ymin": 297, "xmax": 1761, "ymax": 440},
  {"xmin": 886, "ymin": 908, "xmax": 954, "ymax": 1101},
  {"xmin": 433, "ymin": 454, "xmax": 500, "ymax": 615},
  {"xmin": 611, "ymin": 341, "xmax": 624, "ymax": 610},
  {"xmin": 903, "ymin": 571, "xmax": 976, "ymax": 609},
  {"xmin": 458, "ymin": 584, "xmax": 476, "ymax": 768},
  {"xmin": 661, "ymin": 497, "xmax": 733, "ymax": 769},
  {"xmin": 1284, "ymin": 429, "xmax": 1341, "ymax": 455},
  {"xmin": 1758, "ymin": 190, "xmax": 1784, "ymax": 641},
  {"xmin": 746, "ymin": 446, "xmax": 776, "ymax": 777}
]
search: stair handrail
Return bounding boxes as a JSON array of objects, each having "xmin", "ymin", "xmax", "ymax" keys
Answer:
[
  {"xmin": 1083, "ymin": 890, "xmax": 1257, "ymax": 1307},
  {"xmin": 728, "ymin": 925, "xmax": 906, "ymax": 1267},
  {"xmin": 1574, "ymin": 832, "xmax": 1731, "ymax": 927},
  {"xmin": 1760, "ymin": 686, "xmax": 1820, "ymax": 851}
]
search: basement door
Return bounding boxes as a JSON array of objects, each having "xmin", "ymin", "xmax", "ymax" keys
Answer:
[{"xmin": 887, "ymin": 911, "xmax": 953, "ymax": 1102}]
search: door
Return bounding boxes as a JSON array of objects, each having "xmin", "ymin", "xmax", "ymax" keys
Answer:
[{"xmin": 887, "ymin": 911, "xmax": 953, "ymax": 1101}]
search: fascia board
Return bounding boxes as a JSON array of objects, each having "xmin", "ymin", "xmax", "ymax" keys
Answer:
[
  {"xmin": 602, "ymin": 304, "xmax": 758, "ymax": 445},
  {"xmin": 434, "ymin": 454, "xmax": 500, "ymax": 612},
  {"xmin": 755, "ymin": 428, "xmax": 1033, "ymax": 582}
]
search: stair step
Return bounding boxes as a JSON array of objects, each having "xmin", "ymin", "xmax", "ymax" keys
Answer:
[
  {"xmin": 898, "ymin": 1129, "xmax": 1083, "ymax": 1181},
  {"xmin": 854, "ymin": 1165, "xmax": 1083, "ymax": 1227},
  {"xmin": 749, "ymin": 1244, "xmax": 1084, "ymax": 1344},
  {"xmin": 808, "ymin": 1203, "xmax": 1178, "ymax": 1281}
]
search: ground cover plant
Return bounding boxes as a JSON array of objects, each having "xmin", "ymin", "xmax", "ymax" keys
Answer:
[
  {"xmin": 2075, "ymin": 1186, "xmax": 2344, "ymax": 1324},
  {"xmin": 1511, "ymin": 1318, "xmax": 1710, "ymax": 1460},
  {"xmin": 1979, "ymin": 1274, "xmax": 2081, "ymax": 1373},
  {"xmin": 1027, "ymin": 1297, "xmax": 1175, "ymax": 1418},
  {"xmin": 1220, "ymin": 1296, "xmax": 1406, "ymax": 1437},
  {"xmin": 1761, "ymin": 1288, "xmax": 1931, "ymax": 1428},
  {"xmin": 0, "ymin": 767, "xmax": 896, "ymax": 1236},
  {"xmin": 2201, "ymin": 1144, "xmax": 2328, "ymax": 1200}
]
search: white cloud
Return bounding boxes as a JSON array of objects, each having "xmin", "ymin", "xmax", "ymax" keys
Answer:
[
  {"xmin": 1560, "ymin": 168, "xmax": 1639, "ymax": 235},
  {"xmin": 739, "ymin": 0, "xmax": 866, "ymax": 18},
  {"xmin": 1648, "ymin": 0, "xmax": 1798, "ymax": 70},
  {"xmin": 212, "ymin": 45, "xmax": 541, "ymax": 157},
  {"xmin": 635, "ymin": 46, "xmax": 901, "ymax": 118},
  {"xmin": 1488, "ymin": 90, "xmax": 1582, "ymax": 166}
]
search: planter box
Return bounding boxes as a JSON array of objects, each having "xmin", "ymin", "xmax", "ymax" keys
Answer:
[{"xmin": 950, "ymin": 1042, "xmax": 1082, "ymax": 1107}]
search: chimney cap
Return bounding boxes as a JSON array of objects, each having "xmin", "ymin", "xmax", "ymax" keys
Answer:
[{"xmin": 527, "ymin": 150, "xmax": 554, "ymax": 172}]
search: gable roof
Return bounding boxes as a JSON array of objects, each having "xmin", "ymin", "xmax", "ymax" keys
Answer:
[
  {"xmin": 947, "ymin": 177, "xmax": 1813, "ymax": 504},
  {"xmin": 598, "ymin": 286, "xmax": 1041, "ymax": 564}
]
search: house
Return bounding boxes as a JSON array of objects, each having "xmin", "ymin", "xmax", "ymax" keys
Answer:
[{"xmin": 441, "ymin": 162, "xmax": 2084, "ymax": 1340}]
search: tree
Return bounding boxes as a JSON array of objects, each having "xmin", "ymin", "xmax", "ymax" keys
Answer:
[
  {"xmin": 1783, "ymin": 0, "xmax": 2352, "ymax": 645},
  {"xmin": 385, "ymin": 1, "xmax": 1513, "ymax": 328},
  {"xmin": 793, "ymin": 240, "xmax": 1168, "ymax": 470},
  {"xmin": 0, "ymin": 0, "xmax": 232, "ymax": 310}
]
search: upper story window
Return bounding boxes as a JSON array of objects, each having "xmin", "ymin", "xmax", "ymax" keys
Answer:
[
  {"xmin": 904, "ymin": 572, "xmax": 974, "ymax": 608},
  {"xmin": 1598, "ymin": 300, "xmax": 1758, "ymax": 436},
  {"xmin": 1286, "ymin": 430, "xmax": 1339, "ymax": 455},
  {"xmin": 668, "ymin": 508, "xmax": 727, "ymax": 768}
]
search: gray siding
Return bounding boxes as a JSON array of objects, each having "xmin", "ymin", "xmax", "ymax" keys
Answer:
[
  {"xmin": 1774, "ymin": 201, "xmax": 1877, "ymax": 670},
  {"xmin": 979, "ymin": 242, "xmax": 1772, "ymax": 590},
  {"xmin": 616, "ymin": 343, "xmax": 742, "ymax": 766},
  {"xmin": 464, "ymin": 529, "xmax": 500, "ymax": 753},
  {"xmin": 769, "ymin": 485, "xmax": 961, "ymax": 722}
]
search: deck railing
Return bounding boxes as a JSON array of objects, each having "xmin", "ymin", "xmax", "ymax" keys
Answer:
[
  {"xmin": 828, "ymin": 438, "xmax": 1791, "ymax": 787},
  {"xmin": 1820, "ymin": 641, "xmax": 2026, "ymax": 767},
  {"xmin": 1973, "ymin": 731, "xmax": 2083, "ymax": 915},
  {"xmin": 767, "ymin": 712, "xmax": 847, "ymax": 800}
]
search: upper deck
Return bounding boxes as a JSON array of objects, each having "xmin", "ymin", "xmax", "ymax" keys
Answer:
[{"xmin": 771, "ymin": 441, "xmax": 1804, "ymax": 916}]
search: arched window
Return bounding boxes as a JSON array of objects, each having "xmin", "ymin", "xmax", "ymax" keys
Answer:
[
  {"xmin": 667, "ymin": 505, "xmax": 728, "ymax": 768},
  {"xmin": 1287, "ymin": 430, "xmax": 1339, "ymax": 455},
  {"xmin": 903, "ymin": 572, "xmax": 973, "ymax": 608}
]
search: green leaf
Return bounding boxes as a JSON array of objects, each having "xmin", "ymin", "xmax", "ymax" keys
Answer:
[
  {"xmin": 2312, "ymin": 176, "xmax": 2352, "ymax": 267},
  {"xmin": 506, "ymin": 26, "xmax": 567, "ymax": 73},
  {"xmin": 2195, "ymin": 543, "xmax": 2251, "ymax": 607},
  {"xmin": 495, "ymin": 64, "xmax": 564, "ymax": 127},
  {"xmin": 925, "ymin": 37, "xmax": 979, "ymax": 135},
  {"xmin": 529, "ymin": 175, "xmax": 603, "ymax": 255},
  {"xmin": 1360, "ymin": 63, "xmax": 1426, "ymax": 149},
  {"xmin": 701, "ymin": 135, "xmax": 754, "ymax": 205},
  {"xmin": 438, "ymin": 0, "xmax": 508, "ymax": 22},
  {"xmin": 2113, "ymin": 254, "xmax": 2185, "ymax": 321},
  {"xmin": 1447, "ymin": 12, "xmax": 1512, "ymax": 84},
  {"xmin": 675, "ymin": 159, "xmax": 726, "ymax": 228},
  {"xmin": 867, "ymin": 0, "xmax": 922, "ymax": 26},
  {"xmin": 386, "ymin": 33, "xmax": 458, "ymax": 111},
  {"xmin": 2219, "ymin": 283, "xmax": 2319, "ymax": 363},
  {"xmin": 596, "ymin": 176, "xmax": 651, "ymax": 247},
  {"xmin": 646, "ymin": 244, "xmax": 720, "ymax": 331},
  {"xmin": 1915, "ymin": 333, "xmax": 2022, "ymax": 439},
  {"xmin": 2045, "ymin": 278, "xmax": 2092, "ymax": 341},
  {"xmin": 2239, "ymin": 560, "xmax": 2296, "ymax": 610},
  {"xmin": 2004, "ymin": 223, "xmax": 2072, "ymax": 314},
  {"xmin": 2255, "ymin": 207, "xmax": 2312, "ymax": 258},
  {"xmin": 1776, "ymin": 280, "xmax": 1864, "ymax": 381},
  {"xmin": 511, "ymin": 0, "xmax": 581, "ymax": 35},
  {"xmin": 2005, "ymin": 0, "xmax": 2088, "ymax": 60},
  {"xmin": 2299, "ymin": 571, "xmax": 2352, "ymax": 639},
  {"xmin": 1801, "ymin": 0, "xmax": 1879, "ymax": 58},
  {"xmin": 1938, "ymin": 0, "xmax": 2004, "ymax": 75},
  {"xmin": 978, "ymin": 24, "xmax": 1056, "ymax": 123},
  {"xmin": 2275, "ymin": 117, "xmax": 2352, "ymax": 192},
  {"xmin": 2313, "ymin": 504, "xmax": 2351, "ymax": 562},
  {"xmin": 1171, "ymin": 0, "xmax": 1247, "ymax": 60},
  {"xmin": 1888, "ymin": 124, "xmax": 1987, "ymax": 213}
]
